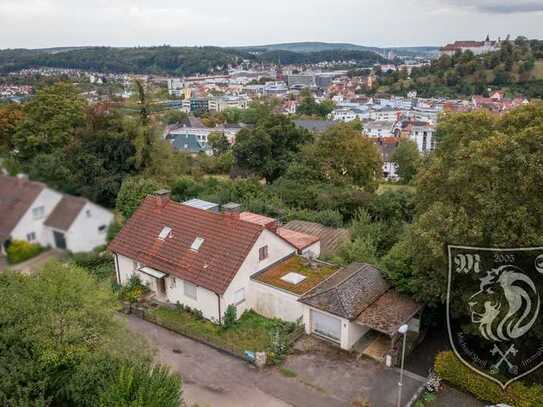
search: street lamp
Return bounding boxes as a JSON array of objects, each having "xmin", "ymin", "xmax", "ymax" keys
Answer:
[{"xmin": 396, "ymin": 324, "xmax": 409, "ymax": 407}]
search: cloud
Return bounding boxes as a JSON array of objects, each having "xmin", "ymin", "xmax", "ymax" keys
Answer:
[{"xmin": 443, "ymin": 0, "xmax": 543, "ymax": 14}]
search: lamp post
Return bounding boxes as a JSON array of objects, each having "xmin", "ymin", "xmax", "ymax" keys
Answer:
[{"xmin": 396, "ymin": 324, "xmax": 409, "ymax": 407}]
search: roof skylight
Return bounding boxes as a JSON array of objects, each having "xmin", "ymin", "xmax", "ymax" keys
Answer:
[
  {"xmin": 191, "ymin": 237, "xmax": 205, "ymax": 251},
  {"xmin": 158, "ymin": 226, "xmax": 172, "ymax": 240},
  {"xmin": 281, "ymin": 272, "xmax": 306, "ymax": 285}
]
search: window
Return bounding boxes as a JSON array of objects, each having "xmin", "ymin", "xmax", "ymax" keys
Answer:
[
  {"xmin": 191, "ymin": 237, "xmax": 204, "ymax": 251},
  {"xmin": 169, "ymin": 276, "xmax": 177, "ymax": 289},
  {"xmin": 98, "ymin": 225, "xmax": 107, "ymax": 234},
  {"xmin": 26, "ymin": 232, "xmax": 36, "ymax": 242},
  {"xmin": 86, "ymin": 209, "xmax": 92, "ymax": 218},
  {"xmin": 32, "ymin": 206, "xmax": 45, "ymax": 220},
  {"xmin": 184, "ymin": 281, "xmax": 197, "ymax": 300},
  {"xmin": 158, "ymin": 226, "xmax": 172, "ymax": 240},
  {"xmin": 233, "ymin": 288, "xmax": 245, "ymax": 305},
  {"xmin": 259, "ymin": 245, "xmax": 269, "ymax": 261}
]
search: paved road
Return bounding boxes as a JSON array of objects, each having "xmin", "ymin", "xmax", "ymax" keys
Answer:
[{"xmin": 127, "ymin": 315, "xmax": 423, "ymax": 407}]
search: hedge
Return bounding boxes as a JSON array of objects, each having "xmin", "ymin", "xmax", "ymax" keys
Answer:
[
  {"xmin": 6, "ymin": 240, "xmax": 45, "ymax": 264},
  {"xmin": 435, "ymin": 351, "xmax": 543, "ymax": 407}
]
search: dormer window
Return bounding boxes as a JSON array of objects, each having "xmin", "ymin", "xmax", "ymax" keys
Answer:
[
  {"xmin": 191, "ymin": 237, "xmax": 204, "ymax": 251},
  {"xmin": 158, "ymin": 226, "xmax": 172, "ymax": 240}
]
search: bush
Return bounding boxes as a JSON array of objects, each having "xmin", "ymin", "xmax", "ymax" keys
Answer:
[
  {"xmin": 434, "ymin": 352, "xmax": 543, "ymax": 407},
  {"xmin": 71, "ymin": 250, "xmax": 115, "ymax": 281},
  {"xmin": 6, "ymin": 240, "xmax": 44, "ymax": 264},
  {"xmin": 119, "ymin": 276, "xmax": 149, "ymax": 304},
  {"xmin": 222, "ymin": 304, "xmax": 237, "ymax": 330}
]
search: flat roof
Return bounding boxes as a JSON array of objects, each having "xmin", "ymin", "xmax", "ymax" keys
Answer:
[
  {"xmin": 183, "ymin": 198, "xmax": 219, "ymax": 211},
  {"xmin": 253, "ymin": 256, "xmax": 338, "ymax": 296}
]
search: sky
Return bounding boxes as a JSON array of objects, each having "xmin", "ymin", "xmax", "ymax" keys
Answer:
[{"xmin": 1, "ymin": 0, "xmax": 543, "ymax": 49}]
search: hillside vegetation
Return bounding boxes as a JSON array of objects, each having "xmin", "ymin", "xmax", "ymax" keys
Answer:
[
  {"xmin": 376, "ymin": 37, "xmax": 543, "ymax": 98},
  {"xmin": 0, "ymin": 45, "xmax": 389, "ymax": 75}
]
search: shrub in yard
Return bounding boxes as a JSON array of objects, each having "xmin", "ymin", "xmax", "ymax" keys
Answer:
[
  {"xmin": 71, "ymin": 250, "xmax": 115, "ymax": 281},
  {"xmin": 6, "ymin": 240, "xmax": 44, "ymax": 264},
  {"xmin": 222, "ymin": 304, "xmax": 237, "ymax": 330},
  {"xmin": 434, "ymin": 351, "xmax": 543, "ymax": 407},
  {"xmin": 119, "ymin": 275, "xmax": 149, "ymax": 304}
]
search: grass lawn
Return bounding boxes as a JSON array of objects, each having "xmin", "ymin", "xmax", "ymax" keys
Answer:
[
  {"xmin": 254, "ymin": 256, "xmax": 338, "ymax": 295},
  {"xmin": 146, "ymin": 306, "xmax": 297, "ymax": 355}
]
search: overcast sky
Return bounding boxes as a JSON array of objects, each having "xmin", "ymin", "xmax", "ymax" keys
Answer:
[{"xmin": 1, "ymin": 0, "xmax": 543, "ymax": 49}]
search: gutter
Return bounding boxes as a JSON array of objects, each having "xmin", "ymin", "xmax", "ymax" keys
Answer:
[{"xmin": 216, "ymin": 293, "xmax": 222, "ymax": 324}]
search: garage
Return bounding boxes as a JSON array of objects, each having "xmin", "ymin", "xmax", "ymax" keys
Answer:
[{"xmin": 311, "ymin": 310, "xmax": 341, "ymax": 342}]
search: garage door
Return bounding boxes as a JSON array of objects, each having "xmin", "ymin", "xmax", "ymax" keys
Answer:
[{"xmin": 311, "ymin": 310, "xmax": 341, "ymax": 342}]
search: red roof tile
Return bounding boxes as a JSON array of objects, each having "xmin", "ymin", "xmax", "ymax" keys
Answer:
[
  {"xmin": 109, "ymin": 196, "xmax": 265, "ymax": 294},
  {"xmin": 239, "ymin": 212, "xmax": 277, "ymax": 228},
  {"xmin": 277, "ymin": 227, "xmax": 319, "ymax": 251}
]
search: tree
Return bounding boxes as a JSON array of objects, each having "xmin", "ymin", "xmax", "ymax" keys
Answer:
[
  {"xmin": 12, "ymin": 83, "xmax": 87, "ymax": 161},
  {"xmin": 390, "ymin": 140, "xmax": 420, "ymax": 183},
  {"xmin": 116, "ymin": 177, "xmax": 164, "ymax": 219},
  {"xmin": 0, "ymin": 262, "xmax": 182, "ymax": 406},
  {"xmin": 0, "ymin": 103, "xmax": 23, "ymax": 154},
  {"xmin": 233, "ymin": 114, "xmax": 312, "ymax": 183},
  {"xmin": 208, "ymin": 132, "xmax": 231, "ymax": 156},
  {"xmin": 382, "ymin": 105, "xmax": 543, "ymax": 304},
  {"xmin": 306, "ymin": 124, "xmax": 382, "ymax": 191}
]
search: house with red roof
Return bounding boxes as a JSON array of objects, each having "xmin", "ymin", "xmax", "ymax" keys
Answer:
[{"xmin": 109, "ymin": 192, "xmax": 305, "ymax": 322}]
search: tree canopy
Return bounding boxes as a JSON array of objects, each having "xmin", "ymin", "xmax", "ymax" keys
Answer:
[{"xmin": 382, "ymin": 104, "xmax": 543, "ymax": 304}]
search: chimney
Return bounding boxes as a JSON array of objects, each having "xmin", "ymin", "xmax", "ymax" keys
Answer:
[
  {"xmin": 154, "ymin": 189, "xmax": 171, "ymax": 208},
  {"xmin": 222, "ymin": 202, "xmax": 241, "ymax": 220}
]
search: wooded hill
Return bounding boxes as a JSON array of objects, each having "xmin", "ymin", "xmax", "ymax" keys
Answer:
[
  {"xmin": 0, "ymin": 45, "xmax": 389, "ymax": 75},
  {"xmin": 375, "ymin": 37, "xmax": 543, "ymax": 98}
]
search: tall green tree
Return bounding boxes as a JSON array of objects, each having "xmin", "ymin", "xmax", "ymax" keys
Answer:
[
  {"xmin": 233, "ymin": 114, "xmax": 312, "ymax": 183},
  {"xmin": 382, "ymin": 105, "xmax": 543, "ymax": 304},
  {"xmin": 12, "ymin": 83, "xmax": 87, "ymax": 161},
  {"xmin": 390, "ymin": 139, "xmax": 421, "ymax": 183}
]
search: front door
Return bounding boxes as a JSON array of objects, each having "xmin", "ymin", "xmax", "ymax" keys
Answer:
[
  {"xmin": 53, "ymin": 231, "xmax": 67, "ymax": 250},
  {"xmin": 157, "ymin": 278, "xmax": 166, "ymax": 297}
]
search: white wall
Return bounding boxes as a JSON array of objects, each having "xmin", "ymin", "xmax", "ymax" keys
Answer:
[
  {"xmin": 248, "ymin": 279, "xmax": 304, "ymax": 323},
  {"xmin": 165, "ymin": 275, "xmax": 221, "ymax": 322},
  {"xmin": 56, "ymin": 202, "xmax": 114, "ymax": 253},
  {"xmin": 301, "ymin": 241, "xmax": 321, "ymax": 258},
  {"xmin": 302, "ymin": 305, "xmax": 370, "ymax": 350},
  {"xmin": 223, "ymin": 229, "xmax": 296, "ymax": 318},
  {"xmin": 10, "ymin": 188, "xmax": 62, "ymax": 247}
]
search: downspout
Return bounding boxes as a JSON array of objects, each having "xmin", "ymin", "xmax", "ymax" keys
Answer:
[
  {"xmin": 113, "ymin": 253, "xmax": 121, "ymax": 284},
  {"xmin": 216, "ymin": 293, "xmax": 222, "ymax": 325}
]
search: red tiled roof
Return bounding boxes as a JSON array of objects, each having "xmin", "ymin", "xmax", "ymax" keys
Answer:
[
  {"xmin": 277, "ymin": 227, "xmax": 319, "ymax": 251},
  {"xmin": 239, "ymin": 211, "xmax": 277, "ymax": 228},
  {"xmin": 0, "ymin": 175, "xmax": 45, "ymax": 241},
  {"xmin": 108, "ymin": 196, "xmax": 264, "ymax": 294},
  {"xmin": 44, "ymin": 196, "xmax": 87, "ymax": 231}
]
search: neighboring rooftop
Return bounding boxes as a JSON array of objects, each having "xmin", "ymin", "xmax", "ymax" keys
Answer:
[
  {"xmin": 109, "ymin": 195, "xmax": 264, "ymax": 294},
  {"xmin": 183, "ymin": 198, "xmax": 219, "ymax": 212},
  {"xmin": 44, "ymin": 196, "xmax": 87, "ymax": 231},
  {"xmin": 282, "ymin": 220, "xmax": 351, "ymax": 257},
  {"xmin": 293, "ymin": 119, "xmax": 337, "ymax": 134},
  {"xmin": 355, "ymin": 289, "xmax": 424, "ymax": 336},
  {"xmin": 299, "ymin": 263, "xmax": 390, "ymax": 320},
  {"xmin": 253, "ymin": 256, "xmax": 338, "ymax": 296},
  {"xmin": 239, "ymin": 211, "xmax": 277, "ymax": 228},
  {"xmin": 276, "ymin": 227, "xmax": 319, "ymax": 251},
  {"xmin": 0, "ymin": 175, "xmax": 45, "ymax": 241}
]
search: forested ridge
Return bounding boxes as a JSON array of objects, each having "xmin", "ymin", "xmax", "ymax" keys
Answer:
[{"xmin": 0, "ymin": 46, "xmax": 389, "ymax": 75}]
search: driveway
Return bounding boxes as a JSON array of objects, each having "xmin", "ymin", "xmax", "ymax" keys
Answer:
[
  {"xmin": 126, "ymin": 316, "xmax": 424, "ymax": 407},
  {"xmin": 1, "ymin": 249, "xmax": 64, "ymax": 274}
]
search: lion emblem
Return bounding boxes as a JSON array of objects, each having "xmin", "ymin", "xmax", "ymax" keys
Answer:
[{"xmin": 468, "ymin": 265, "xmax": 540, "ymax": 342}]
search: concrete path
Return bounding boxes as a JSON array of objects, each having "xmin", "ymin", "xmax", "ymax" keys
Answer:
[
  {"xmin": 1, "ymin": 249, "xmax": 63, "ymax": 274},
  {"xmin": 127, "ymin": 315, "xmax": 423, "ymax": 407}
]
